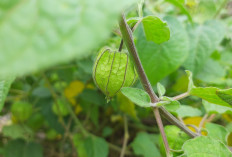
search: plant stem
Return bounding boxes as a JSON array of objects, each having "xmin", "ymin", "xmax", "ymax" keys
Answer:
[
  {"xmin": 119, "ymin": 12, "xmax": 198, "ymax": 139},
  {"xmin": 172, "ymin": 92, "xmax": 189, "ymax": 101},
  {"xmin": 153, "ymin": 108, "xmax": 170, "ymax": 156},
  {"xmin": 198, "ymin": 114, "xmax": 208, "ymax": 135},
  {"xmin": 120, "ymin": 115, "xmax": 129, "ymax": 157},
  {"xmin": 159, "ymin": 106, "xmax": 198, "ymax": 137},
  {"xmin": 119, "ymin": 12, "xmax": 170, "ymax": 156}
]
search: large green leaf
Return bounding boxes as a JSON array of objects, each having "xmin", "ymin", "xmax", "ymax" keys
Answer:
[
  {"xmin": 196, "ymin": 59, "xmax": 226, "ymax": 83},
  {"xmin": 135, "ymin": 16, "xmax": 189, "ymax": 85},
  {"xmin": 190, "ymin": 87, "xmax": 232, "ymax": 107},
  {"xmin": 131, "ymin": 132, "xmax": 161, "ymax": 157},
  {"xmin": 0, "ymin": 77, "xmax": 14, "ymax": 111},
  {"xmin": 203, "ymin": 100, "xmax": 232, "ymax": 114},
  {"xmin": 0, "ymin": 0, "xmax": 136, "ymax": 77},
  {"xmin": 206, "ymin": 123, "xmax": 229, "ymax": 145},
  {"xmin": 181, "ymin": 136, "xmax": 232, "ymax": 157},
  {"xmin": 183, "ymin": 20, "xmax": 225, "ymax": 74}
]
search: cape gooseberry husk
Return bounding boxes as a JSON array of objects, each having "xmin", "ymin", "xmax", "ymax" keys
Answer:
[{"xmin": 93, "ymin": 47, "xmax": 137, "ymax": 98}]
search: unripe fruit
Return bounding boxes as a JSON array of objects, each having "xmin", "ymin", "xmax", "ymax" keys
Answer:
[
  {"xmin": 93, "ymin": 47, "xmax": 137, "ymax": 98},
  {"xmin": 11, "ymin": 102, "xmax": 33, "ymax": 122}
]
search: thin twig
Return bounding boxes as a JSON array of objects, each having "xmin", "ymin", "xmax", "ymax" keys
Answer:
[
  {"xmin": 198, "ymin": 114, "xmax": 208, "ymax": 135},
  {"xmin": 205, "ymin": 114, "xmax": 216, "ymax": 123},
  {"xmin": 120, "ymin": 115, "xmax": 129, "ymax": 157},
  {"xmin": 153, "ymin": 108, "xmax": 170, "ymax": 156},
  {"xmin": 172, "ymin": 92, "xmax": 189, "ymax": 101}
]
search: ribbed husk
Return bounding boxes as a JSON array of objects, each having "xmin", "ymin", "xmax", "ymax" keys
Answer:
[{"xmin": 93, "ymin": 47, "xmax": 137, "ymax": 98}]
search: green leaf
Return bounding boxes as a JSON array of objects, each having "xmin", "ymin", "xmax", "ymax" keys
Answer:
[
  {"xmin": 4, "ymin": 139, "xmax": 43, "ymax": 157},
  {"xmin": 135, "ymin": 16, "xmax": 189, "ymax": 85},
  {"xmin": 190, "ymin": 87, "xmax": 230, "ymax": 107},
  {"xmin": 131, "ymin": 132, "xmax": 161, "ymax": 157},
  {"xmin": 203, "ymin": 100, "xmax": 232, "ymax": 114},
  {"xmin": 196, "ymin": 59, "xmax": 226, "ymax": 83},
  {"xmin": 157, "ymin": 82, "xmax": 166, "ymax": 97},
  {"xmin": 160, "ymin": 125, "xmax": 190, "ymax": 156},
  {"xmin": 160, "ymin": 96, "xmax": 180, "ymax": 112},
  {"xmin": 185, "ymin": 70, "xmax": 195, "ymax": 92},
  {"xmin": 73, "ymin": 134, "xmax": 88, "ymax": 157},
  {"xmin": 127, "ymin": 17, "xmax": 141, "ymax": 28},
  {"xmin": 2, "ymin": 124, "xmax": 34, "ymax": 140},
  {"xmin": 121, "ymin": 87, "xmax": 151, "ymax": 108},
  {"xmin": 0, "ymin": 0, "xmax": 136, "ymax": 77},
  {"xmin": 0, "ymin": 77, "xmax": 14, "ymax": 111},
  {"xmin": 216, "ymin": 89, "xmax": 232, "ymax": 106},
  {"xmin": 84, "ymin": 136, "xmax": 109, "ymax": 157},
  {"xmin": 142, "ymin": 16, "xmax": 170, "ymax": 44},
  {"xmin": 176, "ymin": 105, "xmax": 202, "ymax": 118},
  {"xmin": 183, "ymin": 20, "xmax": 225, "ymax": 74},
  {"xmin": 206, "ymin": 123, "xmax": 229, "ymax": 144},
  {"xmin": 165, "ymin": 0, "xmax": 192, "ymax": 22},
  {"xmin": 181, "ymin": 136, "xmax": 232, "ymax": 157}
]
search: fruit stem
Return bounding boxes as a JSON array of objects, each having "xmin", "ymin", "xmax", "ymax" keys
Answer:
[
  {"xmin": 119, "ymin": 12, "xmax": 170, "ymax": 156},
  {"xmin": 119, "ymin": 11, "xmax": 197, "ymax": 143}
]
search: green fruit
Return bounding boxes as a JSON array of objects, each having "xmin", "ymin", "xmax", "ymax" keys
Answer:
[
  {"xmin": 11, "ymin": 102, "xmax": 33, "ymax": 122},
  {"xmin": 93, "ymin": 47, "xmax": 137, "ymax": 98}
]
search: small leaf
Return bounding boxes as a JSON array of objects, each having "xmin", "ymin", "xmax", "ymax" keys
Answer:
[
  {"xmin": 182, "ymin": 136, "xmax": 232, "ymax": 157},
  {"xmin": 121, "ymin": 87, "xmax": 151, "ymax": 108},
  {"xmin": 161, "ymin": 96, "xmax": 180, "ymax": 112},
  {"xmin": 142, "ymin": 16, "xmax": 170, "ymax": 44},
  {"xmin": 176, "ymin": 105, "xmax": 202, "ymax": 118},
  {"xmin": 0, "ymin": 77, "xmax": 14, "ymax": 112},
  {"xmin": 127, "ymin": 17, "xmax": 141, "ymax": 28},
  {"xmin": 131, "ymin": 132, "xmax": 161, "ymax": 157},
  {"xmin": 185, "ymin": 70, "xmax": 195, "ymax": 92},
  {"xmin": 157, "ymin": 82, "xmax": 166, "ymax": 97},
  {"xmin": 206, "ymin": 123, "xmax": 229, "ymax": 144}
]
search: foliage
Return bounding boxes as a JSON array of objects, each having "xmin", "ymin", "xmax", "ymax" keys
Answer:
[{"xmin": 0, "ymin": 0, "xmax": 232, "ymax": 157}]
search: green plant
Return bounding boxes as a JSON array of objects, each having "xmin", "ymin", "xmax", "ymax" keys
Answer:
[{"xmin": 0, "ymin": 0, "xmax": 232, "ymax": 157}]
